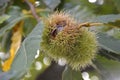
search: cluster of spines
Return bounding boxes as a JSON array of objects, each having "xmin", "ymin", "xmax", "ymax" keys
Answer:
[{"xmin": 40, "ymin": 11, "xmax": 97, "ymax": 70}]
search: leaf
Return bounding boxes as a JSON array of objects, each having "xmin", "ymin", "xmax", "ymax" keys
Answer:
[
  {"xmin": 0, "ymin": 15, "xmax": 28, "ymax": 37},
  {"xmin": 79, "ymin": 0, "xmax": 117, "ymax": 14},
  {"xmin": 0, "ymin": 15, "xmax": 10, "ymax": 24},
  {"xmin": 2, "ymin": 21, "xmax": 23, "ymax": 72},
  {"xmin": 23, "ymin": 17, "xmax": 37, "ymax": 37},
  {"xmin": 94, "ymin": 55, "xmax": 120, "ymax": 80},
  {"xmin": 0, "ymin": 0, "xmax": 9, "ymax": 6},
  {"xmin": 0, "ymin": 71, "xmax": 16, "ymax": 80},
  {"xmin": 97, "ymin": 32, "xmax": 120, "ymax": 54},
  {"xmin": 91, "ymin": 14, "xmax": 120, "ymax": 24},
  {"xmin": 112, "ymin": 0, "xmax": 120, "ymax": 12},
  {"xmin": 68, "ymin": 5, "xmax": 93, "ymax": 23},
  {"xmin": 42, "ymin": 0, "xmax": 61, "ymax": 10},
  {"xmin": 62, "ymin": 67, "xmax": 83, "ymax": 80},
  {"xmin": 1, "ymin": 31, "xmax": 11, "ymax": 52},
  {"xmin": 113, "ymin": 28, "xmax": 120, "ymax": 39},
  {"xmin": 28, "ymin": 0, "xmax": 35, "ymax": 4},
  {"xmin": 7, "ymin": 6, "xmax": 22, "ymax": 19},
  {"xmin": 23, "ymin": 54, "xmax": 49, "ymax": 80},
  {"xmin": 9, "ymin": 22, "xmax": 44, "ymax": 79},
  {"xmin": 68, "ymin": 6, "xmax": 120, "ymax": 26}
]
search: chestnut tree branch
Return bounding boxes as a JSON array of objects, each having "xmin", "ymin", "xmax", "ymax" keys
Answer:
[
  {"xmin": 79, "ymin": 22, "xmax": 103, "ymax": 27},
  {"xmin": 24, "ymin": 0, "xmax": 40, "ymax": 22}
]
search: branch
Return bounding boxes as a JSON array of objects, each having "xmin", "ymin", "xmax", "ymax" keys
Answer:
[
  {"xmin": 79, "ymin": 22, "xmax": 103, "ymax": 27},
  {"xmin": 24, "ymin": 0, "xmax": 40, "ymax": 22}
]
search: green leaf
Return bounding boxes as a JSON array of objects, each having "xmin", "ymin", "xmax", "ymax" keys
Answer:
[
  {"xmin": 113, "ymin": 28, "xmax": 120, "ymax": 39},
  {"xmin": 62, "ymin": 67, "xmax": 83, "ymax": 80},
  {"xmin": 97, "ymin": 32, "xmax": 120, "ymax": 54},
  {"xmin": 1, "ymin": 31, "xmax": 11, "ymax": 52},
  {"xmin": 23, "ymin": 17, "xmax": 37, "ymax": 37},
  {"xmin": 7, "ymin": 6, "xmax": 21, "ymax": 19},
  {"xmin": 0, "ymin": 1, "xmax": 8, "ymax": 15},
  {"xmin": 0, "ymin": 6, "xmax": 27, "ymax": 37},
  {"xmin": 9, "ymin": 22, "xmax": 44, "ymax": 79},
  {"xmin": 91, "ymin": 14, "xmax": 120, "ymax": 23},
  {"xmin": 0, "ymin": 15, "xmax": 28, "ymax": 37},
  {"xmin": 42, "ymin": 0, "xmax": 61, "ymax": 10},
  {"xmin": 0, "ymin": 0, "xmax": 9, "ymax": 6},
  {"xmin": 23, "ymin": 54, "xmax": 49, "ymax": 80},
  {"xmin": 112, "ymin": 0, "xmax": 120, "ymax": 12},
  {"xmin": 68, "ymin": 5, "xmax": 93, "ymax": 23},
  {"xmin": 68, "ymin": 6, "xmax": 120, "ymax": 25},
  {"xmin": 94, "ymin": 55, "xmax": 120, "ymax": 80},
  {"xmin": 0, "ymin": 71, "xmax": 16, "ymax": 80},
  {"xmin": 0, "ymin": 15, "xmax": 10, "ymax": 24}
]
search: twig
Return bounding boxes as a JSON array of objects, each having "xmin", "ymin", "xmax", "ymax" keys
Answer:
[
  {"xmin": 24, "ymin": 0, "xmax": 40, "ymax": 22},
  {"xmin": 79, "ymin": 22, "xmax": 103, "ymax": 27}
]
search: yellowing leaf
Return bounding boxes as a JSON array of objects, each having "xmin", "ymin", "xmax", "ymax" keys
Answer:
[
  {"xmin": 2, "ymin": 21, "xmax": 23, "ymax": 72},
  {"xmin": 22, "ymin": 8, "xmax": 46, "ymax": 15},
  {"xmin": 22, "ymin": 0, "xmax": 35, "ymax": 4},
  {"xmin": 22, "ymin": 9, "xmax": 31, "ymax": 15},
  {"xmin": 29, "ymin": 0, "xmax": 35, "ymax": 4}
]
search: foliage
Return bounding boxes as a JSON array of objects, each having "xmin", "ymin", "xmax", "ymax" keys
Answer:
[{"xmin": 0, "ymin": 0, "xmax": 120, "ymax": 80}]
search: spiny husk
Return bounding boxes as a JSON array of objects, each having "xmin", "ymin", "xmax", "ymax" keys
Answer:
[{"xmin": 40, "ymin": 11, "xmax": 97, "ymax": 70}]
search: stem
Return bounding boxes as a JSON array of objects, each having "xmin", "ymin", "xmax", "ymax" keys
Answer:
[
  {"xmin": 24, "ymin": 0, "xmax": 40, "ymax": 22},
  {"xmin": 79, "ymin": 22, "xmax": 103, "ymax": 28}
]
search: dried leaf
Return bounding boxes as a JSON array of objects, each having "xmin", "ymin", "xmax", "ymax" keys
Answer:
[{"xmin": 2, "ymin": 21, "xmax": 23, "ymax": 72}]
